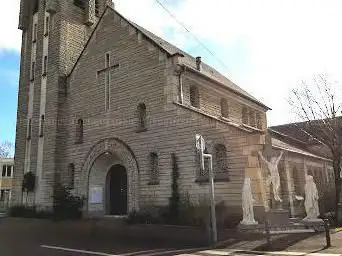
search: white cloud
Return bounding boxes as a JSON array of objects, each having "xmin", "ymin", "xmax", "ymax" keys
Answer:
[
  {"xmin": 0, "ymin": 0, "xmax": 22, "ymax": 51},
  {"xmin": 3, "ymin": 0, "xmax": 342, "ymax": 125}
]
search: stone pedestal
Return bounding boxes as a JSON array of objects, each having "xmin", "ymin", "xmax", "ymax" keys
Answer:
[
  {"xmin": 302, "ymin": 218, "xmax": 324, "ymax": 231},
  {"xmin": 238, "ymin": 223, "xmax": 264, "ymax": 233},
  {"xmin": 266, "ymin": 209, "xmax": 290, "ymax": 225}
]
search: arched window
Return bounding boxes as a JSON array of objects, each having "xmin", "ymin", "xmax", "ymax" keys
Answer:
[
  {"xmin": 189, "ymin": 85, "xmax": 200, "ymax": 108},
  {"xmin": 214, "ymin": 144, "xmax": 228, "ymax": 176},
  {"xmin": 256, "ymin": 112, "xmax": 262, "ymax": 129},
  {"xmin": 95, "ymin": 0, "xmax": 100, "ymax": 15},
  {"xmin": 39, "ymin": 114, "xmax": 45, "ymax": 137},
  {"xmin": 74, "ymin": 0, "xmax": 86, "ymax": 9},
  {"xmin": 27, "ymin": 118, "xmax": 32, "ymax": 140},
  {"xmin": 292, "ymin": 166, "xmax": 301, "ymax": 195},
  {"xmin": 220, "ymin": 98, "xmax": 228, "ymax": 118},
  {"xmin": 242, "ymin": 106, "xmax": 248, "ymax": 124},
  {"xmin": 249, "ymin": 109, "xmax": 256, "ymax": 127},
  {"xmin": 33, "ymin": 0, "xmax": 39, "ymax": 14},
  {"xmin": 149, "ymin": 152, "xmax": 159, "ymax": 185},
  {"xmin": 68, "ymin": 163, "xmax": 75, "ymax": 189},
  {"xmin": 76, "ymin": 119, "xmax": 84, "ymax": 144},
  {"xmin": 137, "ymin": 103, "xmax": 147, "ymax": 131}
]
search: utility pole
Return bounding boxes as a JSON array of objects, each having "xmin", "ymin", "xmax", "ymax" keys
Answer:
[{"xmin": 196, "ymin": 134, "xmax": 217, "ymax": 246}]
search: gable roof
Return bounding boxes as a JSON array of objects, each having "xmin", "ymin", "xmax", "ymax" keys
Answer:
[{"xmin": 69, "ymin": 6, "xmax": 270, "ymax": 110}]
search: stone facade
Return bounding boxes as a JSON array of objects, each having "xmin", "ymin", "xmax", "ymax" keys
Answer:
[{"xmin": 14, "ymin": 0, "xmax": 335, "ymax": 223}]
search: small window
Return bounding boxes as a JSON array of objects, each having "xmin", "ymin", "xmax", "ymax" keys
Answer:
[
  {"xmin": 0, "ymin": 190, "xmax": 4, "ymax": 201},
  {"xmin": 30, "ymin": 61, "xmax": 35, "ymax": 81},
  {"xmin": 68, "ymin": 163, "xmax": 75, "ymax": 189},
  {"xmin": 27, "ymin": 119, "xmax": 32, "ymax": 140},
  {"xmin": 42, "ymin": 56, "xmax": 48, "ymax": 76},
  {"xmin": 74, "ymin": 0, "xmax": 86, "ymax": 9},
  {"xmin": 256, "ymin": 112, "xmax": 262, "ymax": 129},
  {"xmin": 214, "ymin": 144, "xmax": 228, "ymax": 176},
  {"xmin": 242, "ymin": 106, "xmax": 248, "ymax": 125},
  {"xmin": 249, "ymin": 109, "xmax": 256, "ymax": 127},
  {"xmin": 32, "ymin": 23, "xmax": 38, "ymax": 43},
  {"xmin": 39, "ymin": 115, "xmax": 45, "ymax": 137},
  {"xmin": 76, "ymin": 119, "xmax": 84, "ymax": 144},
  {"xmin": 149, "ymin": 152, "xmax": 159, "ymax": 185},
  {"xmin": 137, "ymin": 103, "xmax": 147, "ymax": 131},
  {"xmin": 6, "ymin": 166, "xmax": 12, "ymax": 177},
  {"xmin": 220, "ymin": 98, "xmax": 228, "ymax": 118},
  {"xmin": 105, "ymin": 53, "xmax": 110, "ymax": 68},
  {"xmin": 190, "ymin": 85, "xmax": 200, "ymax": 108},
  {"xmin": 44, "ymin": 16, "xmax": 50, "ymax": 36},
  {"xmin": 2, "ymin": 166, "xmax": 6, "ymax": 177}
]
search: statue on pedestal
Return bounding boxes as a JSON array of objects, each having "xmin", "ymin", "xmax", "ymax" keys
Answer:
[
  {"xmin": 258, "ymin": 151, "xmax": 284, "ymax": 203},
  {"xmin": 240, "ymin": 177, "xmax": 258, "ymax": 225},
  {"xmin": 304, "ymin": 175, "xmax": 320, "ymax": 220}
]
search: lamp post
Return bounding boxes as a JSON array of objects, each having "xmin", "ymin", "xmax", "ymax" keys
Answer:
[{"xmin": 196, "ymin": 134, "xmax": 217, "ymax": 246}]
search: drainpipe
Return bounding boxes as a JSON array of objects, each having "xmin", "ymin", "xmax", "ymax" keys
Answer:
[{"xmin": 177, "ymin": 65, "xmax": 185, "ymax": 104}]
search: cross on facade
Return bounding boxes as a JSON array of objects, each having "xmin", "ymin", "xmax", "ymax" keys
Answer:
[{"xmin": 97, "ymin": 54, "xmax": 119, "ymax": 112}]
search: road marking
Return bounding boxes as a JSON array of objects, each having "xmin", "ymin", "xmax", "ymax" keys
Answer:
[
  {"xmin": 175, "ymin": 250, "xmax": 342, "ymax": 256},
  {"xmin": 41, "ymin": 245, "xmax": 119, "ymax": 256},
  {"xmin": 41, "ymin": 245, "xmax": 203, "ymax": 256},
  {"xmin": 139, "ymin": 247, "xmax": 207, "ymax": 256}
]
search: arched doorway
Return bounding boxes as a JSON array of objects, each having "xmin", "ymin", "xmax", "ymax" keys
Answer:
[
  {"xmin": 82, "ymin": 138, "xmax": 140, "ymax": 217},
  {"xmin": 106, "ymin": 165, "xmax": 128, "ymax": 215}
]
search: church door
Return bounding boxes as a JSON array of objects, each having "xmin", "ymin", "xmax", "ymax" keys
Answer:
[{"xmin": 108, "ymin": 165, "xmax": 128, "ymax": 215}]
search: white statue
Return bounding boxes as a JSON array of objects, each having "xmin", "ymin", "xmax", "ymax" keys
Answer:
[
  {"xmin": 258, "ymin": 151, "xmax": 284, "ymax": 202},
  {"xmin": 240, "ymin": 177, "xmax": 258, "ymax": 225},
  {"xmin": 304, "ymin": 175, "xmax": 320, "ymax": 220}
]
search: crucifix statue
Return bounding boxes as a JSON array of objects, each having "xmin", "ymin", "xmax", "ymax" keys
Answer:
[
  {"xmin": 97, "ymin": 53, "xmax": 119, "ymax": 112},
  {"xmin": 258, "ymin": 151, "xmax": 284, "ymax": 203}
]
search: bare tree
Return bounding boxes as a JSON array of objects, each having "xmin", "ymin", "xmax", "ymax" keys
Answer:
[
  {"xmin": 0, "ymin": 141, "xmax": 14, "ymax": 158},
  {"xmin": 289, "ymin": 74, "xmax": 342, "ymax": 222}
]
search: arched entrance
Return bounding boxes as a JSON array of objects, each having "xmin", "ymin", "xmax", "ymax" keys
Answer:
[
  {"xmin": 81, "ymin": 138, "xmax": 140, "ymax": 217},
  {"xmin": 106, "ymin": 165, "xmax": 128, "ymax": 215}
]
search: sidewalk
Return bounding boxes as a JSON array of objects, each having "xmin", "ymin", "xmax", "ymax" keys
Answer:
[{"xmin": 285, "ymin": 230, "xmax": 342, "ymax": 254}]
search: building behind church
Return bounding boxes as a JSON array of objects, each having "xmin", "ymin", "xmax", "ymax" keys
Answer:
[
  {"xmin": 13, "ymin": 0, "xmax": 335, "ymax": 224},
  {"xmin": 0, "ymin": 158, "xmax": 14, "ymax": 212}
]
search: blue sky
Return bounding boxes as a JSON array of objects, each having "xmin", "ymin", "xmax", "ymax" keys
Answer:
[
  {"xmin": 2, "ymin": 0, "xmax": 342, "ymax": 146},
  {"xmin": 0, "ymin": 51, "xmax": 19, "ymax": 144}
]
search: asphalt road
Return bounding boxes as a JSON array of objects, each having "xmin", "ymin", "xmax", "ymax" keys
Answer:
[{"xmin": 0, "ymin": 217, "xmax": 205, "ymax": 256}]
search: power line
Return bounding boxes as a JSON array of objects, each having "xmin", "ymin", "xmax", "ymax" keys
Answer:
[{"xmin": 155, "ymin": 0, "xmax": 230, "ymax": 72}]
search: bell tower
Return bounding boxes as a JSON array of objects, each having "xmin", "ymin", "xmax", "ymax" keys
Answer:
[{"xmin": 14, "ymin": 0, "xmax": 114, "ymax": 207}]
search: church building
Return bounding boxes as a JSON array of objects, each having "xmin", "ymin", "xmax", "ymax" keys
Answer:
[{"xmin": 14, "ymin": 0, "xmax": 333, "ymax": 223}]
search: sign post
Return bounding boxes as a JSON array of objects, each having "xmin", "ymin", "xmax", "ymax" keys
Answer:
[{"xmin": 196, "ymin": 134, "xmax": 217, "ymax": 246}]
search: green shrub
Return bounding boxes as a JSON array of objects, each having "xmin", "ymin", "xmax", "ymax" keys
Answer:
[
  {"xmin": 8, "ymin": 205, "xmax": 52, "ymax": 219},
  {"xmin": 22, "ymin": 172, "xmax": 36, "ymax": 192},
  {"xmin": 168, "ymin": 153, "xmax": 180, "ymax": 224},
  {"xmin": 52, "ymin": 183, "xmax": 85, "ymax": 220},
  {"xmin": 126, "ymin": 206, "xmax": 166, "ymax": 225}
]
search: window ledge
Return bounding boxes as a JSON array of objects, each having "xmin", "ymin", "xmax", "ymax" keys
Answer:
[
  {"xmin": 242, "ymin": 123, "xmax": 264, "ymax": 132},
  {"xmin": 174, "ymin": 101, "xmax": 256, "ymax": 133},
  {"xmin": 195, "ymin": 174, "xmax": 230, "ymax": 183},
  {"xmin": 136, "ymin": 127, "xmax": 147, "ymax": 133},
  {"xmin": 148, "ymin": 181, "xmax": 160, "ymax": 185}
]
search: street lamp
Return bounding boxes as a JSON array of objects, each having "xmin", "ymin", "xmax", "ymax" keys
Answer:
[{"xmin": 196, "ymin": 134, "xmax": 217, "ymax": 246}]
